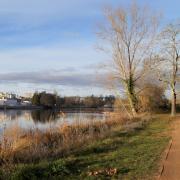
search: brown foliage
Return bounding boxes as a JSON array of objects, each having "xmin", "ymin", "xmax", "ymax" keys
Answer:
[{"xmin": 138, "ymin": 83, "xmax": 168, "ymax": 112}]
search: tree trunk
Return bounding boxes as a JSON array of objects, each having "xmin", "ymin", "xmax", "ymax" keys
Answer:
[
  {"xmin": 125, "ymin": 76, "xmax": 138, "ymax": 116},
  {"xmin": 128, "ymin": 92, "xmax": 138, "ymax": 116},
  {"xmin": 171, "ymin": 88, "xmax": 176, "ymax": 116}
]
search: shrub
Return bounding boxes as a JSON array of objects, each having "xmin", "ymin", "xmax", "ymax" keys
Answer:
[{"xmin": 138, "ymin": 83, "xmax": 168, "ymax": 112}]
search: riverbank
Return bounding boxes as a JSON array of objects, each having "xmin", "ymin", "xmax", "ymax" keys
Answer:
[
  {"xmin": 0, "ymin": 105, "xmax": 114, "ymax": 112},
  {"xmin": 0, "ymin": 114, "xmax": 170, "ymax": 179},
  {"xmin": 0, "ymin": 105, "xmax": 43, "ymax": 110}
]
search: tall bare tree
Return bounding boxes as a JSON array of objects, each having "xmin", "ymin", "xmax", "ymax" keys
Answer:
[
  {"xmin": 157, "ymin": 23, "xmax": 180, "ymax": 116},
  {"xmin": 97, "ymin": 2, "xmax": 160, "ymax": 116}
]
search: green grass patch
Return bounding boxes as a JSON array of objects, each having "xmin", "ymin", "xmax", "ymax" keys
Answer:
[{"xmin": 3, "ymin": 116, "xmax": 170, "ymax": 180}]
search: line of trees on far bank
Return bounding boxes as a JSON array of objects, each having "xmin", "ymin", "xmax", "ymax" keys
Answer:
[{"xmin": 31, "ymin": 91, "xmax": 115, "ymax": 109}]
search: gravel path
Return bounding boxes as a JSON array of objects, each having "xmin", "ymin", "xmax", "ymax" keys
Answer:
[{"xmin": 160, "ymin": 118, "xmax": 180, "ymax": 180}]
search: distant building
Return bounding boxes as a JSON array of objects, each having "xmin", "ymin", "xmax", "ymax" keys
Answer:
[
  {"xmin": 21, "ymin": 100, "xmax": 32, "ymax": 106},
  {"xmin": 0, "ymin": 92, "xmax": 21, "ymax": 106},
  {"xmin": 0, "ymin": 99, "xmax": 6, "ymax": 105},
  {"xmin": 0, "ymin": 92, "xmax": 33, "ymax": 107},
  {"xmin": 5, "ymin": 98, "xmax": 20, "ymax": 106},
  {"xmin": 0, "ymin": 99, "xmax": 19, "ymax": 106},
  {"xmin": 104, "ymin": 104, "xmax": 113, "ymax": 108},
  {"xmin": 0, "ymin": 92, "xmax": 6, "ymax": 99},
  {"xmin": 0, "ymin": 92, "xmax": 18, "ymax": 99}
]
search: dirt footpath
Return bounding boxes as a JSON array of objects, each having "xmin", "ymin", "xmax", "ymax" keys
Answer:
[{"xmin": 160, "ymin": 118, "xmax": 180, "ymax": 180}]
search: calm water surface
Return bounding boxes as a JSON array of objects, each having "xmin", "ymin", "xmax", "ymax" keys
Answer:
[{"xmin": 0, "ymin": 109, "xmax": 111, "ymax": 132}]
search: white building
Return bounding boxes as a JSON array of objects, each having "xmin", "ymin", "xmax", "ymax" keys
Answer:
[
  {"xmin": 4, "ymin": 99, "xmax": 20, "ymax": 106},
  {"xmin": 0, "ymin": 92, "xmax": 31, "ymax": 107},
  {"xmin": 0, "ymin": 96, "xmax": 20, "ymax": 107},
  {"xmin": 21, "ymin": 100, "xmax": 31, "ymax": 106},
  {"xmin": 0, "ymin": 99, "xmax": 6, "ymax": 105}
]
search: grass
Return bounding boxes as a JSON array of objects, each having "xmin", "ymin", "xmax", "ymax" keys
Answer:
[{"xmin": 0, "ymin": 115, "xmax": 171, "ymax": 180}]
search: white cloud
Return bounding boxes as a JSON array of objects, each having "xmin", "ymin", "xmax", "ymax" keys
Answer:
[
  {"xmin": 0, "ymin": 41, "xmax": 108, "ymax": 73},
  {"xmin": 0, "ymin": 70, "xmax": 106, "ymax": 86}
]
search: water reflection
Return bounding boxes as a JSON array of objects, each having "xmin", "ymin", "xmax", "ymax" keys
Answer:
[
  {"xmin": 0, "ymin": 109, "xmax": 109, "ymax": 132},
  {"xmin": 31, "ymin": 110, "xmax": 59, "ymax": 123}
]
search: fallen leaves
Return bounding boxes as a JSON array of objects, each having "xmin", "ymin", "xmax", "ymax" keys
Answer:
[{"xmin": 88, "ymin": 168, "xmax": 117, "ymax": 176}]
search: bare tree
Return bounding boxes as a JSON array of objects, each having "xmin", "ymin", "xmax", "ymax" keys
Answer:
[
  {"xmin": 157, "ymin": 22, "xmax": 180, "ymax": 116},
  {"xmin": 97, "ymin": 2, "xmax": 160, "ymax": 116}
]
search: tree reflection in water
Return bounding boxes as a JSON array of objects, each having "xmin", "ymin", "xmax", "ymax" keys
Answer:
[
  {"xmin": 0, "ymin": 109, "xmax": 108, "ymax": 131},
  {"xmin": 31, "ymin": 110, "xmax": 59, "ymax": 123}
]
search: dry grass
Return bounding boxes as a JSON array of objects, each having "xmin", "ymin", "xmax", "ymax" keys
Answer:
[{"xmin": 0, "ymin": 113, "xmax": 130, "ymax": 167}]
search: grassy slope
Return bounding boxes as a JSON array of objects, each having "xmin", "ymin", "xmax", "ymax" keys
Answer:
[{"xmin": 3, "ymin": 116, "xmax": 170, "ymax": 180}]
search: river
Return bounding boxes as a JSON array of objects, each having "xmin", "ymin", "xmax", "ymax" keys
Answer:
[{"xmin": 0, "ymin": 109, "xmax": 112, "ymax": 132}]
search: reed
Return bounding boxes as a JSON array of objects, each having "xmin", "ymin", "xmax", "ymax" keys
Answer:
[{"xmin": 0, "ymin": 113, "xmax": 130, "ymax": 166}]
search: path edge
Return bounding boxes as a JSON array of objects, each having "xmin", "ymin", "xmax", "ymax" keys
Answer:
[{"xmin": 156, "ymin": 138, "xmax": 173, "ymax": 179}]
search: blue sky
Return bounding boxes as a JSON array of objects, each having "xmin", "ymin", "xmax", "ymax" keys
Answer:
[{"xmin": 0, "ymin": 0, "xmax": 179, "ymax": 96}]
